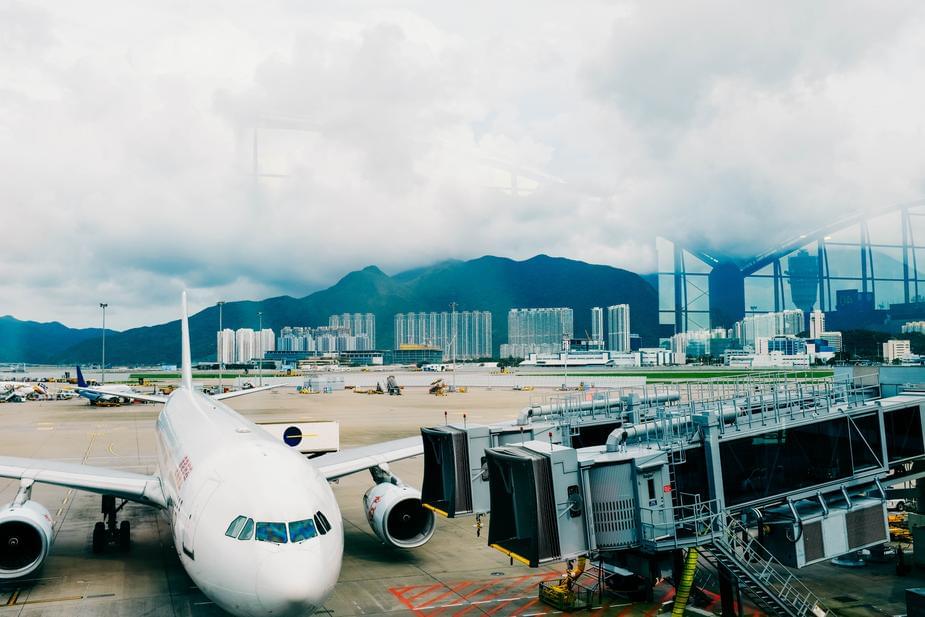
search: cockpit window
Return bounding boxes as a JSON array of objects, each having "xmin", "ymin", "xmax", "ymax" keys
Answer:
[
  {"xmin": 314, "ymin": 511, "xmax": 331, "ymax": 535},
  {"xmin": 238, "ymin": 518, "xmax": 255, "ymax": 541},
  {"xmin": 255, "ymin": 521, "xmax": 288, "ymax": 544},
  {"xmin": 289, "ymin": 518, "xmax": 318, "ymax": 542},
  {"xmin": 225, "ymin": 516, "xmax": 247, "ymax": 538}
]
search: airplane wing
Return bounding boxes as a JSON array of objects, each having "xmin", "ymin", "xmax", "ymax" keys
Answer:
[
  {"xmin": 0, "ymin": 456, "xmax": 167, "ymax": 508},
  {"xmin": 315, "ymin": 436, "xmax": 423, "ymax": 481},
  {"xmin": 212, "ymin": 384, "xmax": 285, "ymax": 401},
  {"xmin": 80, "ymin": 388, "xmax": 168, "ymax": 404}
]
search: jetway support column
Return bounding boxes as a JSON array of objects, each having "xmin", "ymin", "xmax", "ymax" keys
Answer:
[
  {"xmin": 718, "ymin": 565, "xmax": 739, "ymax": 617},
  {"xmin": 671, "ymin": 549, "xmax": 684, "ymax": 590},
  {"xmin": 695, "ymin": 412, "xmax": 727, "ymax": 513}
]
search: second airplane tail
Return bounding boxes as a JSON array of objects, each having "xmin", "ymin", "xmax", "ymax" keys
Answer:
[{"xmin": 76, "ymin": 365, "xmax": 88, "ymax": 388}]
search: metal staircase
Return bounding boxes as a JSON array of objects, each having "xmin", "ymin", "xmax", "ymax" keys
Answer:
[{"xmin": 699, "ymin": 518, "xmax": 829, "ymax": 617}]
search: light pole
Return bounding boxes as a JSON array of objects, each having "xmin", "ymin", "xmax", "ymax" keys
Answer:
[
  {"xmin": 450, "ymin": 302, "xmax": 457, "ymax": 392},
  {"xmin": 99, "ymin": 303, "xmax": 108, "ymax": 385},
  {"xmin": 217, "ymin": 301, "xmax": 225, "ymax": 394},
  {"xmin": 563, "ymin": 335, "xmax": 569, "ymax": 391},
  {"xmin": 257, "ymin": 311, "xmax": 263, "ymax": 387}
]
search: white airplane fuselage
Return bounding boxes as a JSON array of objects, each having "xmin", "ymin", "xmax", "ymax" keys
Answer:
[
  {"xmin": 76, "ymin": 384, "xmax": 135, "ymax": 403},
  {"xmin": 154, "ymin": 388, "xmax": 343, "ymax": 617}
]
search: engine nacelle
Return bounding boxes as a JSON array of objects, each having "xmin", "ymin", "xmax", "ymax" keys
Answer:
[
  {"xmin": 0, "ymin": 500, "xmax": 53, "ymax": 579},
  {"xmin": 363, "ymin": 483, "xmax": 435, "ymax": 549}
]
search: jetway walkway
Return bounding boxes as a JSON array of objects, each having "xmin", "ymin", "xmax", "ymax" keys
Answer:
[{"xmin": 419, "ymin": 372, "xmax": 922, "ymax": 616}]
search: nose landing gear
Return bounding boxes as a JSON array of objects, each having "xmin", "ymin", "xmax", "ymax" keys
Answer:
[{"xmin": 92, "ymin": 495, "xmax": 131, "ymax": 554}]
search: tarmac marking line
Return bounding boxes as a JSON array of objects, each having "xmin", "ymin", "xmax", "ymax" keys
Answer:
[
  {"xmin": 453, "ymin": 574, "xmax": 535, "ymax": 617},
  {"xmin": 416, "ymin": 581, "xmax": 474, "ymax": 608},
  {"xmin": 517, "ymin": 598, "xmax": 541, "ymax": 614},
  {"xmin": 18, "ymin": 595, "xmax": 83, "ymax": 605},
  {"xmin": 479, "ymin": 573, "xmax": 560, "ymax": 617},
  {"xmin": 5, "ymin": 589, "xmax": 19, "ymax": 606},
  {"xmin": 406, "ymin": 583, "xmax": 445, "ymax": 603}
]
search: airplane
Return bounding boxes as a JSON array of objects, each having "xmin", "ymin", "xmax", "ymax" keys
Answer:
[
  {"xmin": 0, "ymin": 381, "xmax": 47, "ymax": 402},
  {"xmin": 0, "ymin": 292, "xmax": 432, "ymax": 617},
  {"xmin": 74, "ymin": 365, "xmax": 143, "ymax": 404}
]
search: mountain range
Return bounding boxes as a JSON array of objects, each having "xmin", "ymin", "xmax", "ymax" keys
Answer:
[{"xmin": 0, "ymin": 255, "xmax": 658, "ymax": 365}]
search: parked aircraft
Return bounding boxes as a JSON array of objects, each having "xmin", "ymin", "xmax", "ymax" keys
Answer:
[
  {"xmin": 0, "ymin": 293, "xmax": 430, "ymax": 616},
  {"xmin": 0, "ymin": 382, "xmax": 46, "ymax": 402},
  {"xmin": 74, "ymin": 366, "xmax": 140, "ymax": 404}
]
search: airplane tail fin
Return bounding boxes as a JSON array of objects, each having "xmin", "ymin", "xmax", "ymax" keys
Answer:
[
  {"xmin": 180, "ymin": 292, "xmax": 193, "ymax": 390},
  {"xmin": 76, "ymin": 365, "xmax": 87, "ymax": 388}
]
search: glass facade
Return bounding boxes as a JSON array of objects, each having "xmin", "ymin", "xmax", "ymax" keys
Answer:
[{"xmin": 658, "ymin": 204, "xmax": 925, "ymax": 333}]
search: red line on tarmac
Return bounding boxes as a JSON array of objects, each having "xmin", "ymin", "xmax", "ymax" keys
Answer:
[
  {"xmin": 452, "ymin": 575, "xmax": 534, "ymax": 617},
  {"xmin": 416, "ymin": 581, "xmax": 474, "ymax": 609},
  {"xmin": 517, "ymin": 597, "xmax": 540, "ymax": 614},
  {"xmin": 406, "ymin": 583, "xmax": 445, "ymax": 604},
  {"xmin": 390, "ymin": 586, "xmax": 423, "ymax": 616},
  {"xmin": 479, "ymin": 573, "xmax": 558, "ymax": 617}
]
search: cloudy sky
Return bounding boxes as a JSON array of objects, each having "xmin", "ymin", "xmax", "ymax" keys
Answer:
[{"xmin": 3, "ymin": 1, "xmax": 925, "ymax": 329}]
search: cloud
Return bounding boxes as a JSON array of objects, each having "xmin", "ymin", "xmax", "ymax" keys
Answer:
[{"xmin": 2, "ymin": 1, "xmax": 925, "ymax": 328}]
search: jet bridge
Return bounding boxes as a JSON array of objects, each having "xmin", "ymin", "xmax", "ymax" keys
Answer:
[
  {"xmin": 474, "ymin": 374, "xmax": 925, "ymax": 617},
  {"xmin": 421, "ymin": 388, "xmax": 680, "ymax": 517}
]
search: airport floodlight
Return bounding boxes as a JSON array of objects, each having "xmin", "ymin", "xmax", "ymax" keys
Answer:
[
  {"xmin": 99, "ymin": 303, "xmax": 108, "ymax": 385},
  {"xmin": 218, "ymin": 301, "xmax": 225, "ymax": 394}
]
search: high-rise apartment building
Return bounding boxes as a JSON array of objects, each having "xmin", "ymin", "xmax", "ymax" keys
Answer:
[
  {"xmin": 733, "ymin": 310, "xmax": 803, "ymax": 348},
  {"xmin": 591, "ymin": 307, "xmax": 604, "ymax": 344},
  {"xmin": 216, "ymin": 329, "xmax": 235, "ymax": 364},
  {"xmin": 277, "ymin": 325, "xmax": 369, "ymax": 354},
  {"xmin": 393, "ymin": 311, "xmax": 492, "ymax": 360},
  {"xmin": 234, "ymin": 328, "xmax": 254, "ymax": 363},
  {"xmin": 809, "ymin": 310, "xmax": 825, "ymax": 339},
  {"xmin": 606, "ymin": 304, "xmax": 631, "ymax": 352},
  {"xmin": 257, "ymin": 328, "xmax": 275, "ymax": 359},
  {"xmin": 328, "ymin": 313, "xmax": 376, "ymax": 348},
  {"xmin": 217, "ymin": 327, "xmax": 277, "ymax": 363},
  {"xmin": 501, "ymin": 308, "xmax": 573, "ymax": 358}
]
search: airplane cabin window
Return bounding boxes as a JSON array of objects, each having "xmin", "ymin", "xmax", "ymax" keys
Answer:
[
  {"xmin": 238, "ymin": 518, "xmax": 255, "ymax": 540},
  {"xmin": 225, "ymin": 515, "xmax": 247, "ymax": 538},
  {"xmin": 289, "ymin": 518, "xmax": 318, "ymax": 542},
  {"xmin": 256, "ymin": 521, "xmax": 288, "ymax": 543}
]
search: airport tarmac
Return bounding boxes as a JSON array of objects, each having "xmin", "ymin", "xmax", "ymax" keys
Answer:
[{"xmin": 0, "ymin": 386, "xmax": 921, "ymax": 616}]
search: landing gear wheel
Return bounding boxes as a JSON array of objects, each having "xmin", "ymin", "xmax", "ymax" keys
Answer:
[
  {"xmin": 92, "ymin": 522, "xmax": 106, "ymax": 554},
  {"xmin": 118, "ymin": 520, "xmax": 131, "ymax": 550}
]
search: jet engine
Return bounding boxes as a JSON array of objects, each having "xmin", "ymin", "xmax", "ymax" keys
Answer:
[
  {"xmin": 0, "ymin": 488, "xmax": 53, "ymax": 579},
  {"xmin": 363, "ymin": 482, "xmax": 435, "ymax": 549}
]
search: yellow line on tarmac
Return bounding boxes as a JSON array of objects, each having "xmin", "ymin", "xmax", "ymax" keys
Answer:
[
  {"xmin": 6, "ymin": 589, "xmax": 20, "ymax": 606},
  {"xmin": 20, "ymin": 595, "xmax": 84, "ymax": 605}
]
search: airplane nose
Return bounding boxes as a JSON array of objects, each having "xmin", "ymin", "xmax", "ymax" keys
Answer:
[{"xmin": 256, "ymin": 551, "xmax": 331, "ymax": 616}]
